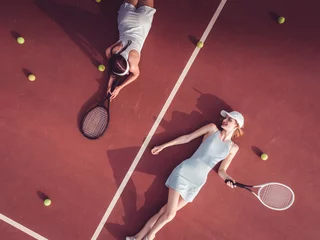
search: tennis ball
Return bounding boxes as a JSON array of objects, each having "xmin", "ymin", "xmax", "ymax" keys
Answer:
[
  {"xmin": 17, "ymin": 37, "xmax": 25, "ymax": 44},
  {"xmin": 278, "ymin": 16, "xmax": 285, "ymax": 24},
  {"xmin": 95, "ymin": 0, "xmax": 101, "ymax": 3},
  {"xmin": 261, "ymin": 153, "xmax": 268, "ymax": 161},
  {"xmin": 44, "ymin": 199, "xmax": 51, "ymax": 206},
  {"xmin": 28, "ymin": 74, "xmax": 36, "ymax": 81},
  {"xmin": 197, "ymin": 41, "xmax": 204, "ymax": 49},
  {"xmin": 98, "ymin": 64, "xmax": 105, "ymax": 72}
]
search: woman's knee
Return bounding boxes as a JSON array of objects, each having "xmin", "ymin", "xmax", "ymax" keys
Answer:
[
  {"xmin": 125, "ymin": 0, "xmax": 139, "ymax": 7},
  {"xmin": 163, "ymin": 210, "xmax": 176, "ymax": 221},
  {"xmin": 158, "ymin": 205, "xmax": 166, "ymax": 215}
]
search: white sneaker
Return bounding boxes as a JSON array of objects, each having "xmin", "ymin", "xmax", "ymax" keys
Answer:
[{"xmin": 126, "ymin": 237, "xmax": 136, "ymax": 240}]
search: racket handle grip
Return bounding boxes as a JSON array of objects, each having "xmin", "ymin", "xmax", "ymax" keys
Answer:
[{"xmin": 224, "ymin": 179, "xmax": 248, "ymax": 188}]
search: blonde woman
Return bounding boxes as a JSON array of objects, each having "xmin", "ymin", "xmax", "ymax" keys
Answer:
[{"xmin": 127, "ymin": 110, "xmax": 245, "ymax": 240}]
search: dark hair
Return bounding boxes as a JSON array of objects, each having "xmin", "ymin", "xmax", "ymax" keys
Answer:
[
  {"xmin": 109, "ymin": 40, "xmax": 132, "ymax": 76},
  {"xmin": 109, "ymin": 54, "xmax": 127, "ymax": 75}
]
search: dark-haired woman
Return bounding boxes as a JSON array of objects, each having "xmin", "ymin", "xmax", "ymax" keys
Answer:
[{"xmin": 105, "ymin": 0, "xmax": 156, "ymax": 100}]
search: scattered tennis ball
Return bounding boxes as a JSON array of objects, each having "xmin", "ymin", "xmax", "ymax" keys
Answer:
[
  {"xmin": 28, "ymin": 74, "xmax": 36, "ymax": 81},
  {"xmin": 98, "ymin": 64, "xmax": 105, "ymax": 72},
  {"xmin": 44, "ymin": 199, "xmax": 51, "ymax": 206},
  {"xmin": 17, "ymin": 37, "xmax": 25, "ymax": 44},
  {"xmin": 197, "ymin": 41, "xmax": 204, "ymax": 49},
  {"xmin": 261, "ymin": 153, "xmax": 268, "ymax": 161},
  {"xmin": 278, "ymin": 16, "xmax": 285, "ymax": 24},
  {"xmin": 95, "ymin": 0, "xmax": 101, "ymax": 3}
]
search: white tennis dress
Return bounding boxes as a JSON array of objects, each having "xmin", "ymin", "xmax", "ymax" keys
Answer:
[
  {"xmin": 117, "ymin": 3, "xmax": 156, "ymax": 60},
  {"xmin": 166, "ymin": 131, "xmax": 233, "ymax": 202}
]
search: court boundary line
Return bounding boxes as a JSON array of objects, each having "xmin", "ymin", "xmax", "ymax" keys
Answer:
[
  {"xmin": 91, "ymin": 1, "xmax": 228, "ymax": 239},
  {"xmin": 0, "ymin": 213, "xmax": 48, "ymax": 240}
]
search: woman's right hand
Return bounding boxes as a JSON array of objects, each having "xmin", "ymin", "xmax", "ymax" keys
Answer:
[
  {"xmin": 151, "ymin": 145, "xmax": 164, "ymax": 155},
  {"xmin": 225, "ymin": 179, "xmax": 236, "ymax": 189}
]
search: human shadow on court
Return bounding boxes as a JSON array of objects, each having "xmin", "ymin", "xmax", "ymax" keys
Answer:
[
  {"xmin": 34, "ymin": 0, "xmax": 125, "ymax": 128},
  {"xmin": 104, "ymin": 92, "xmax": 233, "ymax": 239},
  {"xmin": 35, "ymin": 0, "xmax": 120, "ymax": 64}
]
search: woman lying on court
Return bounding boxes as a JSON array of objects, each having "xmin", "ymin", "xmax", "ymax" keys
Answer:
[
  {"xmin": 105, "ymin": 0, "xmax": 156, "ymax": 100},
  {"xmin": 126, "ymin": 110, "xmax": 245, "ymax": 240}
]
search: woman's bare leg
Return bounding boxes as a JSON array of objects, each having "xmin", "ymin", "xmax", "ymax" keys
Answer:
[
  {"xmin": 131, "ymin": 206, "xmax": 165, "ymax": 240},
  {"xmin": 132, "ymin": 195, "xmax": 187, "ymax": 240},
  {"xmin": 138, "ymin": 0, "xmax": 154, "ymax": 8},
  {"xmin": 125, "ymin": 0, "xmax": 139, "ymax": 7},
  {"xmin": 143, "ymin": 188, "xmax": 183, "ymax": 239}
]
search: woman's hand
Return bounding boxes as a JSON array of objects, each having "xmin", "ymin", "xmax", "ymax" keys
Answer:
[
  {"xmin": 225, "ymin": 178, "xmax": 236, "ymax": 189},
  {"xmin": 107, "ymin": 86, "xmax": 112, "ymax": 97},
  {"xmin": 110, "ymin": 87, "xmax": 121, "ymax": 101},
  {"xmin": 151, "ymin": 145, "xmax": 165, "ymax": 155}
]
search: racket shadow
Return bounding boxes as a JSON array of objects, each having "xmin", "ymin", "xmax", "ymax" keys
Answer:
[
  {"xmin": 77, "ymin": 77, "xmax": 108, "ymax": 131},
  {"xmin": 104, "ymin": 93, "xmax": 233, "ymax": 238}
]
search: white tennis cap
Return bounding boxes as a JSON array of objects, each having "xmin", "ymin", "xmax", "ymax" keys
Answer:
[{"xmin": 221, "ymin": 110, "xmax": 244, "ymax": 128}]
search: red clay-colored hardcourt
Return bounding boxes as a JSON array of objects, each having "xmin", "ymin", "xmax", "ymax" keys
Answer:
[{"xmin": 1, "ymin": 0, "xmax": 319, "ymax": 239}]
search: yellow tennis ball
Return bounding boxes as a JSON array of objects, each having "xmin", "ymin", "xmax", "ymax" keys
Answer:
[
  {"xmin": 95, "ymin": 0, "xmax": 101, "ymax": 3},
  {"xmin": 44, "ymin": 199, "xmax": 51, "ymax": 206},
  {"xmin": 98, "ymin": 64, "xmax": 105, "ymax": 72},
  {"xmin": 28, "ymin": 74, "xmax": 36, "ymax": 81},
  {"xmin": 197, "ymin": 41, "xmax": 204, "ymax": 49},
  {"xmin": 17, "ymin": 37, "xmax": 25, "ymax": 44},
  {"xmin": 261, "ymin": 153, "xmax": 268, "ymax": 161},
  {"xmin": 278, "ymin": 16, "xmax": 285, "ymax": 24}
]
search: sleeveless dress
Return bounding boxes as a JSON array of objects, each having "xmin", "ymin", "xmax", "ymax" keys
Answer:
[
  {"xmin": 117, "ymin": 3, "xmax": 156, "ymax": 60},
  {"xmin": 165, "ymin": 131, "xmax": 233, "ymax": 202}
]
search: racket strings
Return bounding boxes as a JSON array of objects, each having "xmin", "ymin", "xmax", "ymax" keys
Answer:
[
  {"xmin": 259, "ymin": 184, "xmax": 294, "ymax": 209},
  {"xmin": 82, "ymin": 106, "xmax": 109, "ymax": 138}
]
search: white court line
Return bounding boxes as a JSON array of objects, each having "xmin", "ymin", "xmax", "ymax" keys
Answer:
[
  {"xmin": 0, "ymin": 213, "xmax": 48, "ymax": 240},
  {"xmin": 91, "ymin": 1, "xmax": 228, "ymax": 239}
]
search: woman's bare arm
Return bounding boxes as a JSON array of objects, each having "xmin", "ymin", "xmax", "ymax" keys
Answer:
[
  {"xmin": 105, "ymin": 42, "xmax": 122, "ymax": 59},
  {"xmin": 218, "ymin": 143, "xmax": 239, "ymax": 187},
  {"xmin": 151, "ymin": 123, "xmax": 218, "ymax": 155}
]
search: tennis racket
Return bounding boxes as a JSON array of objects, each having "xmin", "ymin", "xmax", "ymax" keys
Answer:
[
  {"xmin": 225, "ymin": 180, "xmax": 295, "ymax": 211},
  {"xmin": 80, "ymin": 80, "xmax": 119, "ymax": 140}
]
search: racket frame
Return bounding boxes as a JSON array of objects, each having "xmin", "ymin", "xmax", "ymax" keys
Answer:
[
  {"xmin": 225, "ymin": 180, "xmax": 295, "ymax": 211},
  {"xmin": 79, "ymin": 96, "xmax": 111, "ymax": 140},
  {"xmin": 79, "ymin": 78, "xmax": 120, "ymax": 140}
]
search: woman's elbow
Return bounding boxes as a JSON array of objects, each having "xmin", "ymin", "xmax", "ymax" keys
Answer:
[
  {"xmin": 130, "ymin": 66, "xmax": 140, "ymax": 77},
  {"xmin": 218, "ymin": 169, "xmax": 226, "ymax": 177},
  {"xmin": 135, "ymin": 71, "xmax": 140, "ymax": 79}
]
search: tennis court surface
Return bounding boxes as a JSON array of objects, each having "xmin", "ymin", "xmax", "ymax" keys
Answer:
[{"xmin": 1, "ymin": 0, "xmax": 319, "ymax": 239}]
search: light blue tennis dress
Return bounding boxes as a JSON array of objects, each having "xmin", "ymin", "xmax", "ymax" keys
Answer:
[{"xmin": 165, "ymin": 130, "xmax": 233, "ymax": 202}]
